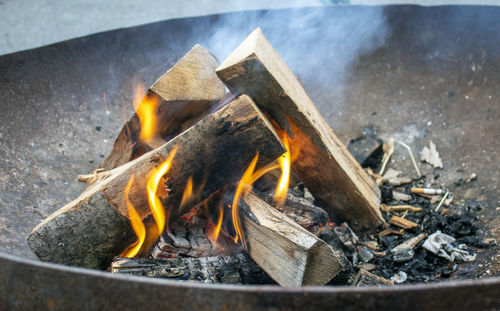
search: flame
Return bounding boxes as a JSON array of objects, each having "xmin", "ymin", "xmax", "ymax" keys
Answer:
[
  {"xmin": 231, "ymin": 153, "xmax": 259, "ymax": 246},
  {"xmin": 208, "ymin": 202, "xmax": 224, "ymax": 243},
  {"xmin": 274, "ymin": 132, "xmax": 291, "ymax": 207},
  {"xmin": 147, "ymin": 146, "xmax": 178, "ymax": 234},
  {"xmin": 120, "ymin": 174, "xmax": 146, "ymax": 258},
  {"xmin": 133, "ymin": 84, "xmax": 159, "ymax": 142},
  {"xmin": 179, "ymin": 176, "xmax": 194, "ymax": 210}
]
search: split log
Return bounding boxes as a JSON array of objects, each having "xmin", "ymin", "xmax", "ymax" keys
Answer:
[
  {"xmin": 27, "ymin": 95, "xmax": 285, "ymax": 269},
  {"xmin": 111, "ymin": 254, "xmax": 273, "ymax": 284},
  {"xmin": 241, "ymin": 192, "xmax": 345, "ymax": 287},
  {"xmin": 101, "ymin": 44, "xmax": 226, "ymax": 170},
  {"xmin": 216, "ymin": 28, "xmax": 383, "ymax": 232}
]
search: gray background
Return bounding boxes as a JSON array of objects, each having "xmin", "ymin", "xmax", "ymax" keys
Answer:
[{"xmin": 2, "ymin": 0, "xmax": 500, "ymax": 56}]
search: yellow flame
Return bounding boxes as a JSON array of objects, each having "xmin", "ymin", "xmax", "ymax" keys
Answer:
[
  {"xmin": 121, "ymin": 174, "xmax": 146, "ymax": 258},
  {"xmin": 179, "ymin": 176, "xmax": 194, "ymax": 210},
  {"xmin": 133, "ymin": 84, "xmax": 159, "ymax": 142},
  {"xmin": 147, "ymin": 146, "xmax": 178, "ymax": 234},
  {"xmin": 274, "ymin": 132, "xmax": 291, "ymax": 207},
  {"xmin": 231, "ymin": 153, "xmax": 260, "ymax": 246},
  {"xmin": 208, "ymin": 202, "xmax": 224, "ymax": 243}
]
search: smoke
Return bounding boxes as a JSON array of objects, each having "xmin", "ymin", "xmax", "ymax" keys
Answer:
[{"xmin": 199, "ymin": 6, "xmax": 390, "ymax": 108}]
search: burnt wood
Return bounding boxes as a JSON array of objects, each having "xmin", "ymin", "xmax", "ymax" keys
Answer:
[
  {"xmin": 27, "ymin": 95, "xmax": 285, "ymax": 269},
  {"xmin": 111, "ymin": 254, "xmax": 273, "ymax": 284}
]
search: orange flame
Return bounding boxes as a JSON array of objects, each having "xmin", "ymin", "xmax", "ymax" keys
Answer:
[
  {"xmin": 147, "ymin": 146, "xmax": 178, "ymax": 234},
  {"xmin": 232, "ymin": 153, "xmax": 259, "ymax": 246},
  {"xmin": 179, "ymin": 176, "xmax": 194, "ymax": 210},
  {"xmin": 208, "ymin": 202, "xmax": 224, "ymax": 243},
  {"xmin": 120, "ymin": 174, "xmax": 146, "ymax": 258},
  {"xmin": 133, "ymin": 84, "xmax": 159, "ymax": 142},
  {"xmin": 274, "ymin": 132, "xmax": 291, "ymax": 207}
]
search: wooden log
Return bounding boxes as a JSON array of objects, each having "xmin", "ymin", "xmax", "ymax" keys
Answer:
[
  {"xmin": 216, "ymin": 28, "xmax": 383, "ymax": 232},
  {"xmin": 241, "ymin": 192, "xmax": 344, "ymax": 287},
  {"xmin": 110, "ymin": 254, "xmax": 273, "ymax": 284},
  {"xmin": 101, "ymin": 44, "xmax": 226, "ymax": 170},
  {"xmin": 27, "ymin": 95, "xmax": 285, "ymax": 269}
]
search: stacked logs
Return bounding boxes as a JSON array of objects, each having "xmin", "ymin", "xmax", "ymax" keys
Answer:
[{"xmin": 27, "ymin": 28, "xmax": 383, "ymax": 287}]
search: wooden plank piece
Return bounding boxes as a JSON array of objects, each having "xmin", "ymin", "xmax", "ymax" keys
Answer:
[
  {"xmin": 216, "ymin": 28, "xmax": 383, "ymax": 232},
  {"xmin": 242, "ymin": 192, "xmax": 344, "ymax": 287},
  {"xmin": 101, "ymin": 44, "xmax": 226, "ymax": 170},
  {"xmin": 27, "ymin": 95, "xmax": 285, "ymax": 269}
]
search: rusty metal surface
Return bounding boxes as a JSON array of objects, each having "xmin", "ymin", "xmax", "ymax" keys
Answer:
[
  {"xmin": 0, "ymin": 5, "xmax": 499, "ymax": 309},
  {"xmin": 0, "ymin": 252, "xmax": 499, "ymax": 310}
]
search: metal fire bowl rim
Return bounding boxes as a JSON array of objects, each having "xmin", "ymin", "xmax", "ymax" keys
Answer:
[{"xmin": 2, "ymin": 251, "xmax": 499, "ymax": 291}]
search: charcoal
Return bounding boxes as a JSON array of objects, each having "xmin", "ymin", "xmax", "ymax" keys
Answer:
[
  {"xmin": 358, "ymin": 246, "xmax": 374, "ymax": 263},
  {"xmin": 380, "ymin": 185, "xmax": 394, "ymax": 203}
]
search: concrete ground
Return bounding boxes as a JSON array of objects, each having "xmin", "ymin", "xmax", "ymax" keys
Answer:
[{"xmin": 1, "ymin": 0, "xmax": 500, "ymax": 56}]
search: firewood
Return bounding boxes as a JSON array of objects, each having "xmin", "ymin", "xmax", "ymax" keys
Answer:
[
  {"xmin": 111, "ymin": 254, "xmax": 273, "ymax": 284},
  {"xmin": 275, "ymin": 200, "xmax": 328, "ymax": 236},
  {"xmin": 151, "ymin": 191, "xmax": 329, "ymax": 259},
  {"xmin": 101, "ymin": 44, "xmax": 226, "ymax": 170},
  {"xmin": 352, "ymin": 269, "xmax": 394, "ymax": 287},
  {"xmin": 241, "ymin": 192, "xmax": 344, "ymax": 287},
  {"xmin": 27, "ymin": 95, "xmax": 285, "ymax": 269},
  {"xmin": 216, "ymin": 28, "xmax": 383, "ymax": 232}
]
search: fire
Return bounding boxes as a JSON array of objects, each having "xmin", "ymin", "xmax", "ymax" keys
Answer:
[
  {"xmin": 231, "ymin": 153, "xmax": 259, "ymax": 246},
  {"xmin": 274, "ymin": 132, "xmax": 291, "ymax": 207},
  {"xmin": 121, "ymin": 86, "xmax": 301, "ymax": 256},
  {"xmin": 207, "ymin": 202, "xmax": 224, "ymax": 243},
  {"xmin": 147, "ymin": 147, "xmax": 178, "ymax": 234},
  {"xmin": 120, "ymin": 174, "xmax": 146, "ymax": 258},
  {"xmin": 179, "ymin": 176, "xmax": 194, "ymax": 210},
  {"xmin": 133, "ymin": 84, "xmax": 159, "ymax": 143}
]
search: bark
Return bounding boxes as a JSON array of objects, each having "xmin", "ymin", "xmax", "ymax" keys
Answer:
[
  {"xmin": 27, "ymin": 95, "xmax": 285, "ymax": 269},
  {"xmin": 101, "ymin": 44, "xmax": 226, "ymax": 170},
  {"xmin": 216, "ymin": 28, "xmax": 384, "ymax": 232}
]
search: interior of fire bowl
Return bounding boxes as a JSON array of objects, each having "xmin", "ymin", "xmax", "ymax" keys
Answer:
[{"xmin": 0, "ymin": 4, "xmax": 498, "ymax": 289}]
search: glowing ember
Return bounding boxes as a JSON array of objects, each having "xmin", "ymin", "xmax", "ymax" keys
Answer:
[
  {"xmin": 120, "ymin": 174, "xmax": 146, "ymax": 258},
  {"xmin": 147, "ymin": 146, "xmax": 178, "ymax": 234},
  {"xmin": 133, "ymin": 84, "xmax": 159, "ymax": 143}
]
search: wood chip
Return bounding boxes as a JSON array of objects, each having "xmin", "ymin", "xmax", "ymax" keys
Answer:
[
  {"xmin": 393, "ymin": 233, "xmax": 427, "ymax": 250},
  {"xmin": 381, "ymin": 204, "xmax": 422, "ymax": 213},
  {"xmin": 420, "ymin": 140, "xmax": 443, "ymax": 168},
  {"xmin": 389, "ymin": 216, "xmax": 418, "ymax": 229},
  {"xmin": 353, "ymin": 269, "xmax": 394, "ymax": 287},
  {"xmin": 392, "ymin": 191, "xmax": 412, "ymax": 202},
  {"xmin": 378, "ymin": 229, "xmax": 405, "ymax": 238},
  {"xmin": 387, "ymin": 177, "xmax": 413, "ymax": 186}
]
